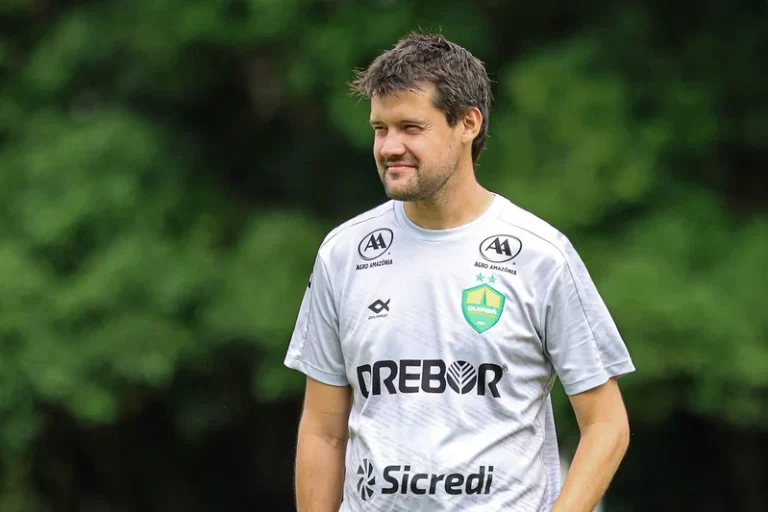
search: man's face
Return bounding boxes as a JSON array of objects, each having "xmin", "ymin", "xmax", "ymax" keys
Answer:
[{"xmin": 369, "ymin": 83, "xmax": 463, "ymax": 201}]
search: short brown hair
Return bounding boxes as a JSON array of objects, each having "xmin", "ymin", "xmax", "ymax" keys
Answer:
[{"xmin": 349, "ymin": 31, "xmax": 493, "ymax": 166}]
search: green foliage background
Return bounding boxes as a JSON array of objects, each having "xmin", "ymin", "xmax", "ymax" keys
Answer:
[{"xmin": 0, "ymin": 0, "xmax": 766, "ymax": 510}]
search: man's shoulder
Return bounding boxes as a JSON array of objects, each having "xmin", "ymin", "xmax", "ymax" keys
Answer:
[
  {"xmin": 317, "ymin": 200, "xmax": 397, "ymax": 259},
  {"xmin": 492, "ymin": 194, "xmax": 572, "ymax": 265}
]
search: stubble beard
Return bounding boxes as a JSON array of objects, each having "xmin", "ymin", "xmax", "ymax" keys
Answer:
[{"xmin": 380, "ymin": 161, "xmax": 458, "ymax": 202}]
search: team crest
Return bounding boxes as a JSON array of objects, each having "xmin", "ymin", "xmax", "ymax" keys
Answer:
[{"xmin": 462, "ymin": 275, "xmax": 505, "ymax": 333}]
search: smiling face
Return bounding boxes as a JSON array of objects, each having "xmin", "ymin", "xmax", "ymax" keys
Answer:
[{"xmin": 370, "ymin": 83, "xmax": 465, "ymax": 202}]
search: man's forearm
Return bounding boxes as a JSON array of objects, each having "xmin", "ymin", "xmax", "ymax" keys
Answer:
[
  {"xmin": 550, "ymin": 421, "xmax": 629, "ymax": 512},
  {"xmin": 295, "ymin": 431, "xmax": 347, "ymax": 512}
]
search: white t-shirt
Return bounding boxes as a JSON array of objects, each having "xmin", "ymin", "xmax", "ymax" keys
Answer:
[{"xmin": 284, "ymin": 194, "xmax": 635, "ymax": 512}]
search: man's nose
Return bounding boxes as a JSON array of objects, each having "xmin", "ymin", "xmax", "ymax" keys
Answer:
[{"xmin": 379, "ymin": 134, "xmax": 406, "ymax": 158}]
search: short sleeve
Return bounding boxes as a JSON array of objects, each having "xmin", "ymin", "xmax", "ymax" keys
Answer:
[
  {"xmin": 283, "ymin": 253, "xmax": 348, "ymax": 386},
  {"xmin": 541, "ymin": 241, "xmax": 635, "ymax": 395}
]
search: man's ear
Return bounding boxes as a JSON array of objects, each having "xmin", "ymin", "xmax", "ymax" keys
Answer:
[{"xmin": 460, "ymin": 107, "xmax": 483, "ymax": 144}]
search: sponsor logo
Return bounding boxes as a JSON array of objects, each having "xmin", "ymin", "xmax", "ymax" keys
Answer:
[
  {"xmin": 356, "ymin": 359, "xmax": 505, "ymax": 398},
  {"xmin": 368, "ymin": 299, "xmax": 390, "ymax": 313},
  {"xmin": 358, "ymin": 228, "xmax": 394, "ymax": 260},
  {"xmin": 355, "ymin": 459, "xmax": 494, "ymax": 498},
  {"xmin": 474, "ymin": 235, "xmax": 521, "ymax": 275},
  {"xmin": 356, "ymin": 458, "xmax": 376, "ymax": 501},
  {"xmin": 356, "ymin": 227, "xmax": 394, "ymax": 270},
  {"xmin": 356, "ymin": 259, "xmax": 394, "ymax": 271},
  {"xmin": 479, "ymin": 235, "xmax": 522, "ymax": 262},
  {"xmin": 368, "ymin": 299, "xmax": 390, "ymax": 319},
  {"xmin": 462, "ymin": 274, "xmax": 506, "ymax": 333}
]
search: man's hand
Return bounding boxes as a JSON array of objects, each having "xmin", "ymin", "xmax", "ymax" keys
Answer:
[
  {"xmin": 550, "ymin": 378, "xmax": 630, "ymax": 512},
  {"xmin": 295, "ymin": 377, "xmax": 352, "ymax": 512}
]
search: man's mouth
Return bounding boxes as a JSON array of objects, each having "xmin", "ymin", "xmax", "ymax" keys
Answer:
[{"xmin": 385, "ymin": 163, "xmax": 416, "ymax": 172}]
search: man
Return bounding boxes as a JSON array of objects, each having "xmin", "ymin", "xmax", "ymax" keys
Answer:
[{"xmin": 284, "ymin": 31, "xmax": 635, "ymax": 512}]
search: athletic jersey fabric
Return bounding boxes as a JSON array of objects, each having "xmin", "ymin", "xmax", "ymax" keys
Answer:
[{"xmin": 284, "ymin": 193, "xmax": 635, "ymax": 511}]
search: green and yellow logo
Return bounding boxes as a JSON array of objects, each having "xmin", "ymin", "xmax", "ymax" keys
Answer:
[{"xmin": 462, "ymin": 274, "xmax": 505, "ymax": 333}]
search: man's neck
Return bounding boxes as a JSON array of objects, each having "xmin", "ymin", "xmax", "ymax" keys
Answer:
[{"xmin": 402, "ymin": 175, "xmax": 495, "ymax": 230}]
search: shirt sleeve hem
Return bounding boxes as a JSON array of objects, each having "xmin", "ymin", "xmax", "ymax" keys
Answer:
[
  {"xmin": 284, "ymin": 355, "xmax": 349, "ymax": 387},
  {"xmin": 562, "ymin": 359, "xmax": 636, "ymax": 395}
]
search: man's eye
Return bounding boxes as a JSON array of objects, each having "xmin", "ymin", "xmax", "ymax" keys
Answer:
[{"xmin": 405, "ymin": 125, "xmax": 421, "ymax": 132}]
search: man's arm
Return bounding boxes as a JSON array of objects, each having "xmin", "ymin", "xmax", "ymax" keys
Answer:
[
  {"xmin": 550, "ymin": 378, "xmax": 630, "ymax": 512},
  {"xmin": 295, "ymin": 376, "xmax": 352, "ymax": 512}
]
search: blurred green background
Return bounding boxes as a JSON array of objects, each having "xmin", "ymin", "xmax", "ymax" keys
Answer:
[{"xmin": 0, "ymin": 0, "xmax": 766, "ymax": 510}]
